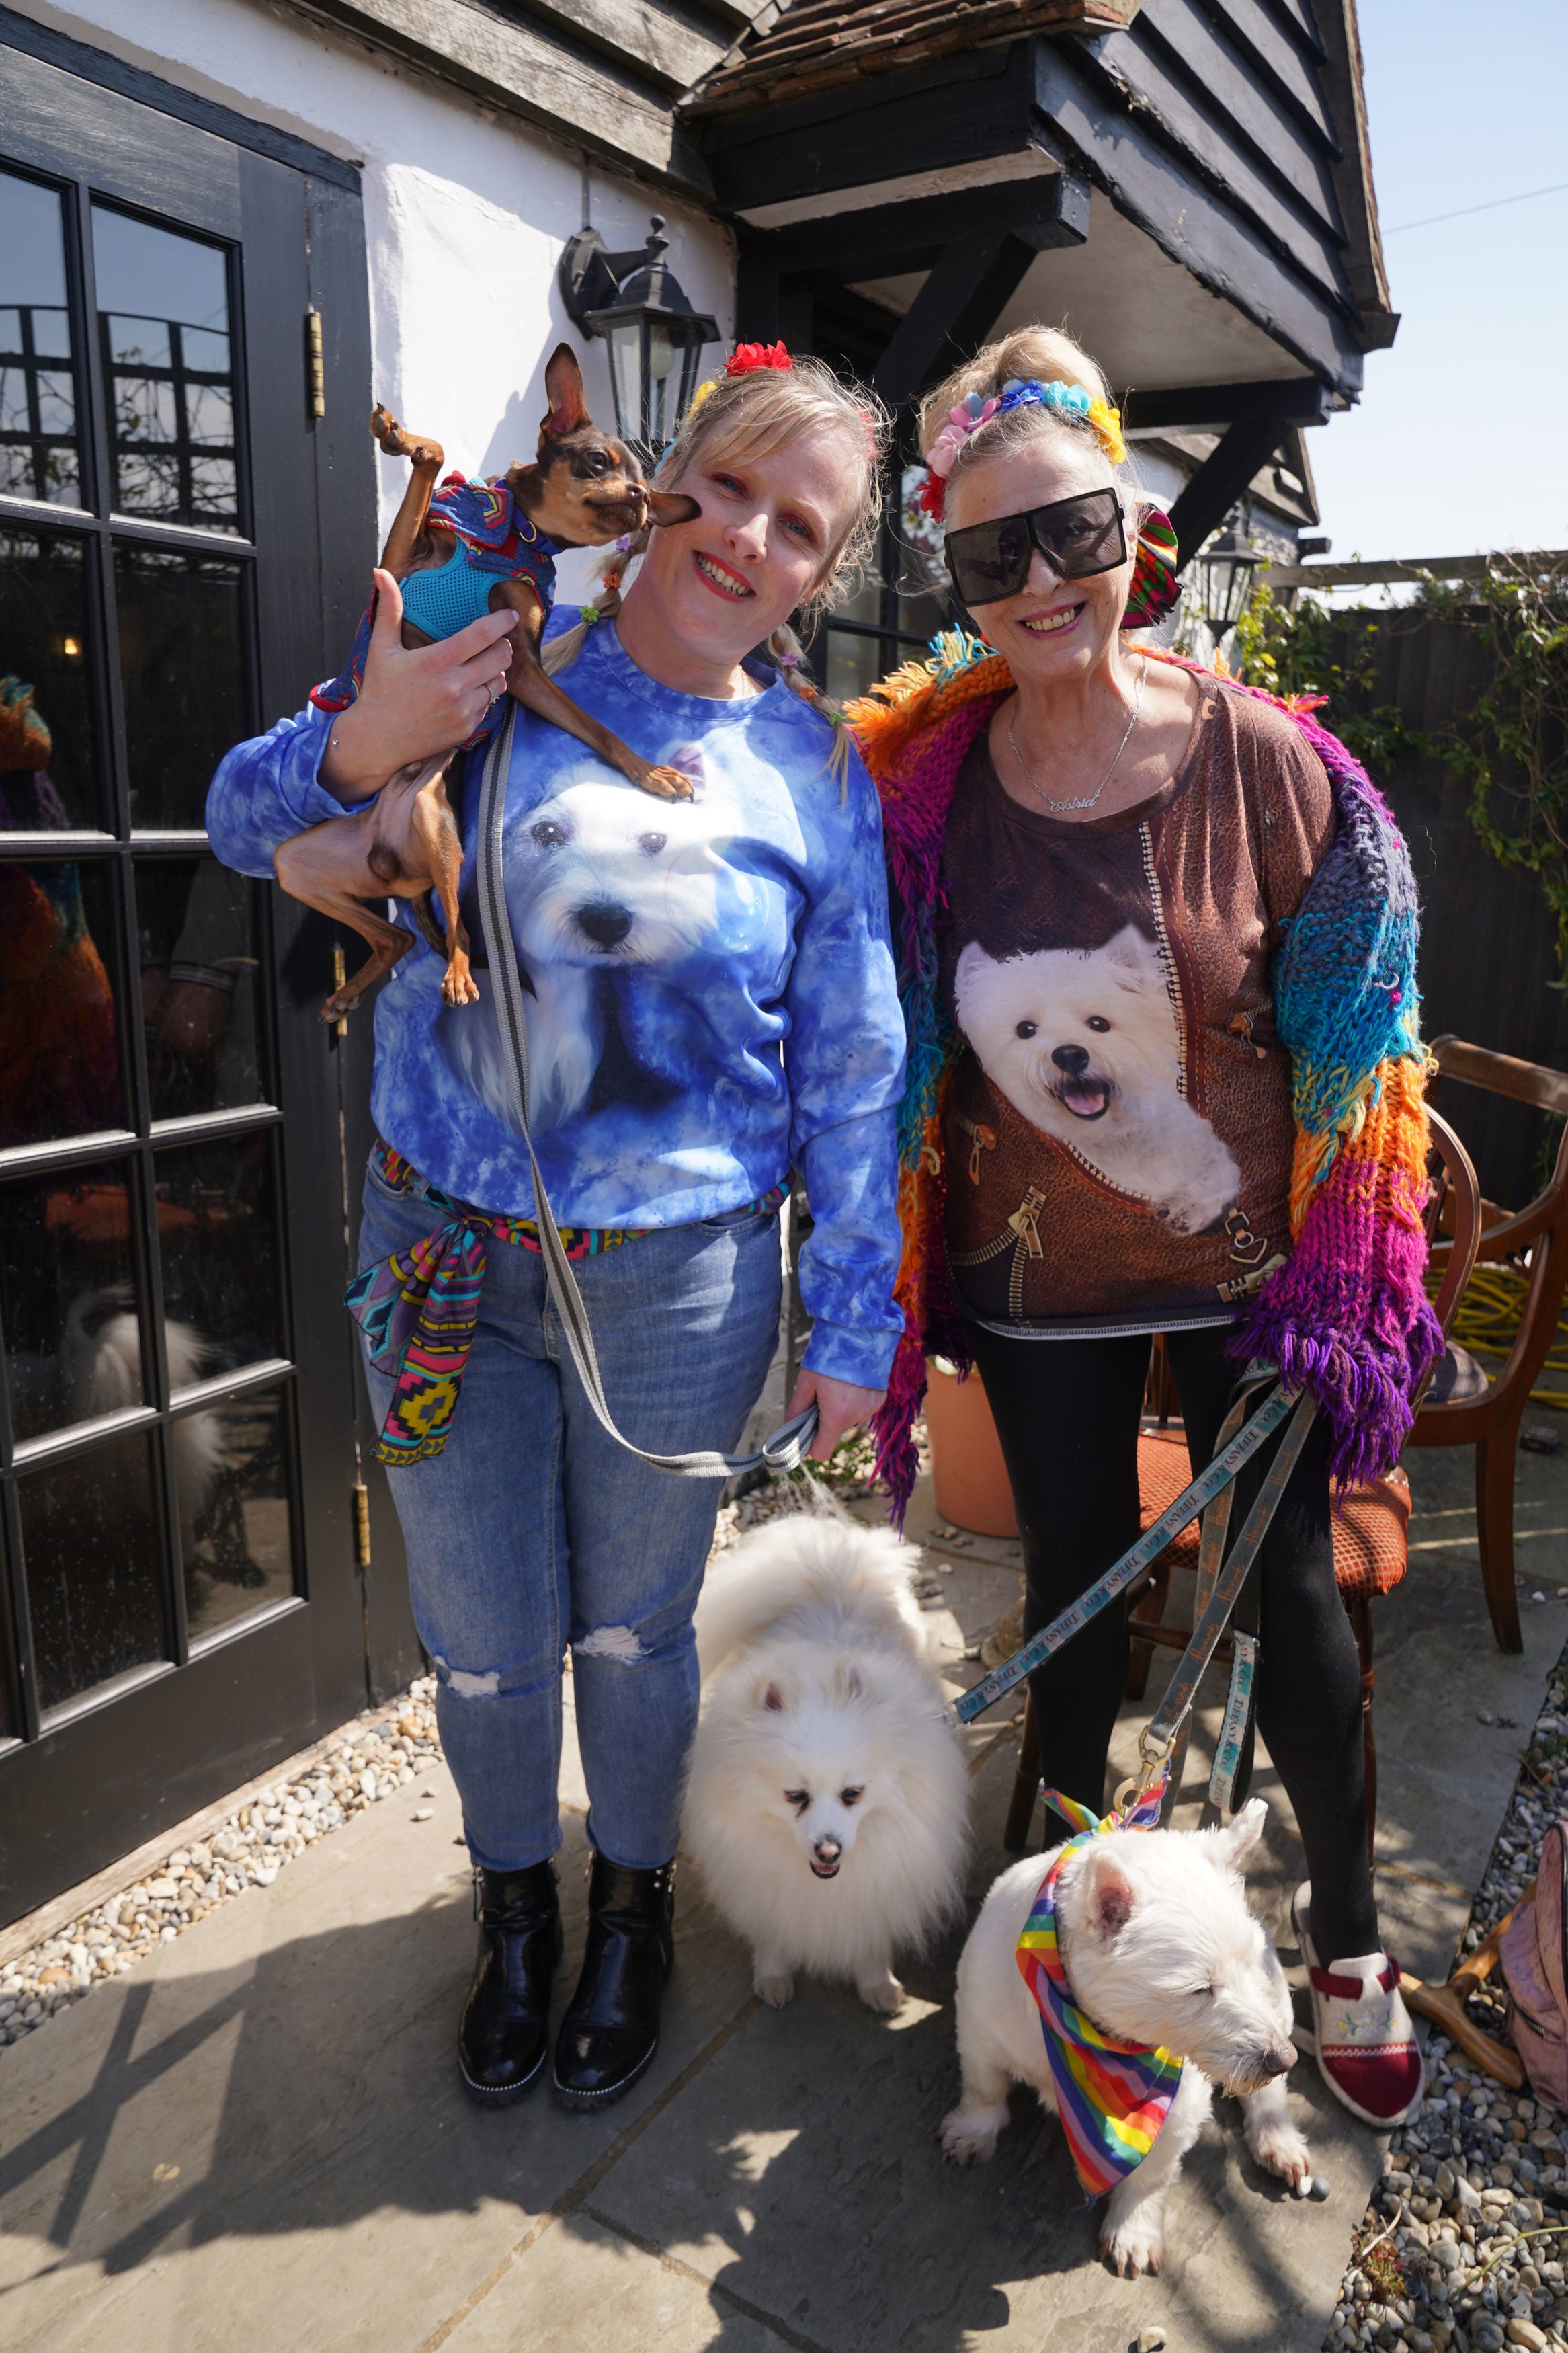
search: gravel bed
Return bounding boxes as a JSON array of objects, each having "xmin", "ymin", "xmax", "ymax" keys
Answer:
[
  {"xmin": 0, "ymin": 1479, "xmax": 838, "ymax": 2053},
  {"xmin": 1324, "ymin": 1645, "xmax": 1568, "ymax": 2353},
  {"xmin": 0, "ymin": 1674, "xmax": 448, "ymax": 2048}
]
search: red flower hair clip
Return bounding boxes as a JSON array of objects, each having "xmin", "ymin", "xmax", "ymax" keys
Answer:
[{"xmin": 725, "ymin": 342, "xmax": 793, "ymax": 376}]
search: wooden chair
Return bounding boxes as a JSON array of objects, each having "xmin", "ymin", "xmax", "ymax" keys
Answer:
[
  {"xmin": 1003, "ymin": 1108, "xmax": 1481, "ymax": 1858},
  {"xmin": 1407, "ymin": 1037, "xmax": 1568, "ymax": 1654}
]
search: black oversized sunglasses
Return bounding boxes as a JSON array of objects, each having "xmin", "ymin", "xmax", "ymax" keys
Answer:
[{"xmin": 944, "ymin": 487, "xmax": 1127, "ymax": 607}]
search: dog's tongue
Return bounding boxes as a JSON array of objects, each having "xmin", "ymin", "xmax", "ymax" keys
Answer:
[{"xmin": 1060, "ymin": 1079, "xmax": 1108, "ymax": 1119}]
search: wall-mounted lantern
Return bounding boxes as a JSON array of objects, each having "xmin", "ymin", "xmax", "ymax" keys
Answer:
[{"xmin": 557, "ymin": 214, "xmax": 719, "ymax": 465}]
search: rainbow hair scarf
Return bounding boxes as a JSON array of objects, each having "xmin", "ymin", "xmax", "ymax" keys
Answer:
[
  {"xmin": 1016, "ymin": 1773, "xmax": 1181, "ymax": 2201},
  {"xmin": 847, "ymin": 636, "xmax": 1442, "ymax": 1521}
]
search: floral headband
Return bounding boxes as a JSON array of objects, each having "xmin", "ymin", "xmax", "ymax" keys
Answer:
[{"xmin": 919, "ymin": 378, "xmax": 1126, "ymax": 522}]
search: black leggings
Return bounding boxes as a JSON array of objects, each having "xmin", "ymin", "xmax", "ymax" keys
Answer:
[{"xmin": 964, "ymin": 1318, "xmax": 1379, "ymax": 1964}]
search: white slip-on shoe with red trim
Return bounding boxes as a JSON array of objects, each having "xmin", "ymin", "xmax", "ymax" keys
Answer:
[{"xmin": 1293, "ymin": 1882, "xmax": 1424, "ymax": 2129}]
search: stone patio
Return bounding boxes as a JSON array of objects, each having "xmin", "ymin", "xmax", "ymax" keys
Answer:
[{"xmin": 1, "ymin": 1414, "xmax": 1564, "ymax": 2353}]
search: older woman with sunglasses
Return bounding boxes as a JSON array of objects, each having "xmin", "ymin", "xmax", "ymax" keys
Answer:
[{"xmin": 852, "ymin": 325, "xmax": 1442, "ymax": 2135}]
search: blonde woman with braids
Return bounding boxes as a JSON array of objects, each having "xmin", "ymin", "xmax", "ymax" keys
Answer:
[
  {"xmin": 854, "ymin": 324, "xmax": 1433, "ymax": 2135},
  {"xmin": 207, "ymin": 346, "xmax": 906, "ymax": 2113}
]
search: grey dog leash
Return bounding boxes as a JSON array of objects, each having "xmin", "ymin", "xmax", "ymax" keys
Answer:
[{"xmin": 474, "ymin": 705, "xmax": 819, "ymax": 1478}]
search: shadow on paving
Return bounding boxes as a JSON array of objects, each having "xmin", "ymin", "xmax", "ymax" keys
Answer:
[{"xmin": 0, "ymin": 1746, "xmax": 1376, "ymax": 2353}]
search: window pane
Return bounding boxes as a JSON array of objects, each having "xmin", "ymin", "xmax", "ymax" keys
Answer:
[
  {"xmin": 1, "ymin": 1158, "xmax": 145, "ymax": 1445},
  {"xmin": 0, "ymin": 530, "xmax": 99, "ymax": 828},
  {"xmin": 0, "ymin": 859, "xmax": 124, "ymax": 1147},
  {"xmin": 181, "ymin": 1384, "xmax": 296, "ymax": 1642},
  {"xmin": 137, "ymin": 856, "xmax": 262, "ymax": 1117},
  {"xmin": 93, "ymin": 208, "xmax": 236, "ymax": 532},
  {"xmin": 20, "ymin": 1426, "xmax": 167, "ymax": 1714},
  {"xmin": 0, "ymin": 171, "xmax": 80, "ymax": 507},
  {"xmin": 824, "ymin": 627, "xmax": 884, "ymax": 707},
  {"xmin": 114, "ymin": 546, "xmax": 244, "ymax": 830},
  {"xmin": 155, "ymin": 1131, "xmax": 283, "ymax": 1375}
]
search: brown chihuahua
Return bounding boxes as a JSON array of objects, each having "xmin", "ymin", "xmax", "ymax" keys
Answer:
[{"xmin": 274, "ymin": 344, "xmax": 700, "ymax": 1023}]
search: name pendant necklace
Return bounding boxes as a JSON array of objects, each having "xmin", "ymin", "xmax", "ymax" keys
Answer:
[{"xmin": 1007, "ymin": 655, "xmax": 1147, "ymax": 815}]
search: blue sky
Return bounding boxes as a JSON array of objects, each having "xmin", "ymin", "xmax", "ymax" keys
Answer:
[{"xmin": 1306, "ymin": 0, "xmax": 1568, "ymax": 561}]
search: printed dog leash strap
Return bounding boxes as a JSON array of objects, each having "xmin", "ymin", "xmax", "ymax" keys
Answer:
[
  {"xmin": 477, "ymin": 707, "xmax": 819, "ymax": 1480},
  {"xmin": 1016, "ymin": 1784, "xmax": 1183, "ymax": 2198},
  {"xmin": 1139, "ymin": 1385, "xmax": 1318, "ymax": 1770},
  {"xmin": 948, "ymin": 1367, "xmax": 1291, "ymax": 1728}
]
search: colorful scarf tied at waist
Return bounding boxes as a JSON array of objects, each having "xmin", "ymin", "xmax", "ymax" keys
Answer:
[
  {"xmin": 345, "ymin": 1142, "xmax": 647, "ymax": 1468},
  {"xmin": 1016, "ymin": 1769, "xmax": 1182, "ymax": 2201},
  {"xmin": 346, "ymin": 1142, "xmax": 786, "ymax": 1468}
]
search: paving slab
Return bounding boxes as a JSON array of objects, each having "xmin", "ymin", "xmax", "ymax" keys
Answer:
[{"xmin": 1, "ymin": 1424, "xmax": 1563, "ymax": 2353}]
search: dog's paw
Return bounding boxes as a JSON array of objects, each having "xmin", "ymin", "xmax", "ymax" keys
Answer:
[
  {"xmin": 856, "ymin": 1970, "xmax": 906, "ymax": 2016},
  {"xmin": 640, "ymin": 765, "xmax": 696, "ymax": 801},
  {"xmin": 1100, "ymin": 2211, "xmax": 1165, "ymax": 2278},
  {"xmin": 754, "ymin": 1970, "xmax": 796, "ymax": 2009},
  {"xmin": 939, "ymin": 2106, "xmax": 1004, "ymax": 2166},
  {"xmin": 1247, "ymin": 2114, "xmax": 1313, "ymax": 2191}
]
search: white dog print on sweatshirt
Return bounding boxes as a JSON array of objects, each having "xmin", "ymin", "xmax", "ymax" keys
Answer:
[
  {"xmin": 954, "ymin": 924, "xmax": 1241, "ymax": 1234},
  {"xmin": 446, "ymin": 769, "xmax": 769, "ymax": 1133}
]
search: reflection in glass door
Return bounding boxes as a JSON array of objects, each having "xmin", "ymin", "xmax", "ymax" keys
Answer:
[{"xmin": 0, "ymin": 159, "xmax": 297, "ymax": 1745}]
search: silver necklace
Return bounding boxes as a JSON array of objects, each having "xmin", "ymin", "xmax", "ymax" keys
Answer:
[{"xmin": 1007, "ymin": 657, "xmax": 1147, "ymax": 815}]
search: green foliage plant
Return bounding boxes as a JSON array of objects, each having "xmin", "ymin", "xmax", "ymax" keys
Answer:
[{"xmin": 1227, "ymin": 557, "xmax": 1568, "ymax": 976}]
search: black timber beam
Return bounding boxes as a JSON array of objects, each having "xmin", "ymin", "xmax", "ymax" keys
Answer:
[
  {"xmin": 1123, "ymin": 379, "xmax": 1335, "ymax": 432},
  {"xmin": 697, "ymin": 43, "xmax": 1036, "ymax": 214},
  {"xmin": 871, "ymin": 229, "xmax": 1041, "ymax": 411},
  {"xmin": 739, "ymin": 171, "xmax": 1088, "ymax": 289},
  {"xmin": 1030, "ymin": 38, "xmax": 1363, "ymax": 391},
  {"xmin": 1167, "ymin": 416, "xmax": 1296, "ymax": 568}
]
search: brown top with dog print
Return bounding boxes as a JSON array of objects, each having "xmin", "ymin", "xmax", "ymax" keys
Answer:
[{"xmin": 938, "ymin": 682, "xmax": 1335, "ymax": 1334}]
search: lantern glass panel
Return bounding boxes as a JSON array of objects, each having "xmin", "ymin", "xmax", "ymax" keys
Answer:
[
  {"xmin": 605, "ymin": 317, "xmax": 644, "ymax": 452},
  {"xmin": 645, "ymin": 321, "xmax": 684, "ymax": 453}
]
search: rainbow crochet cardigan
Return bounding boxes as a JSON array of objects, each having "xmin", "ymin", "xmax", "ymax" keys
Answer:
[{"xmin": 846, "ymin": 636, "xmax": 1443, "ymax": 1520}]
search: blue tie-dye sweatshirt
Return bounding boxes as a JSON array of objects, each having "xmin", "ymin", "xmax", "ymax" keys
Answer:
[{"xmin": 206, "ymin": 620, "xmax": 906, "ymax": 1388}]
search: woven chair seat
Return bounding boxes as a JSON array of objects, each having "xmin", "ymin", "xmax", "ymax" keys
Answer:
[{"xmin": 1136, "ymin": 1427, "xmax": 1411, "ymax": 1601}]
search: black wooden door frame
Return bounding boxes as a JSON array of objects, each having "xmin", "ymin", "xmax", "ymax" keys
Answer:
[{"xmin": 0, "ymin": 24, "xmax": 418, "ymax": 1923}]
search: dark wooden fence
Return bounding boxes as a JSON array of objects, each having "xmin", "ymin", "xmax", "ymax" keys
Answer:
[{"xmin": 1307, "ymin": 607, "xmax": 1568, "ymax": 1210}]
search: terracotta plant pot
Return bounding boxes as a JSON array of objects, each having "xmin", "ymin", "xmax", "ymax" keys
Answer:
[{"xmin": 923, "ymin": 1356, "xmax": 1019, "ymax": 1538}]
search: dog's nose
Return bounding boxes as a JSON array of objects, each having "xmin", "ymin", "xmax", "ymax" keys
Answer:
[
  {"xmin": 1262, "ymin": 2040, "xmax": 1297, "ymax": 2077},
  {"xmin": 1051, "ymin": 1043, "xmax": 1089, "ymax": 1075},
  {"xmin": 813, "ymin": 1837, "xmax": 841, "ymax": 1864},
  {"xmin": 576, "ymin": 901, "xmax": 632, "ymax": 949}
]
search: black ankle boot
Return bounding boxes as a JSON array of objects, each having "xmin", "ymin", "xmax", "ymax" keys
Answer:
[
  {"xmin": 458, "ymin": 1861, "xmax": 563, "ymax": 2105},
  {"xmin": 552, "ymin": 1856, "xmax": 675, "ymax": 2111}
]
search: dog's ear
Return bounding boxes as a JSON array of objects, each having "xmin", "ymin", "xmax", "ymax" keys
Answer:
[
  {"xmin": 1210, "ymin": 1796, "xmax": 1268, "ymax": 1870},
  {"xmin": 1079, "ymin": 1846, "xmax": 1137, "ymax": 1941},
  {"xmin": 1102, "ymin": 922, "xmax": 1157, "ymax": 974},
  {"xmin": 540, "ymin": 344, "xmax": 591, "ymax": 444},
  {"xmin": 647, "ymin": 488, "xmax": 701, "ymax": 528},
  {"xmin": 759, "ymin": 1678, "xmax": 789, "ymax": 1713}
]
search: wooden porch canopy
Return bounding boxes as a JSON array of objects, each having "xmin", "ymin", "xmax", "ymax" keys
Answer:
[{"xmin": 681, "ymin": 0, "xmax": 1395, "ymax": 563}]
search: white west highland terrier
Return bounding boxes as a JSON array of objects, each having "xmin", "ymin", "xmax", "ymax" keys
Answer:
[
  {"xmin": 954, "ymin": 926, "xmax": 1241, "ymax": 1234},
  {"xmin": 940, "ymin": 1799, "xmax": 1310, "ymax": 2276},
  {"xmin": 685, "ymin": 1513, "xmax": 971, "ymax": 2014}
]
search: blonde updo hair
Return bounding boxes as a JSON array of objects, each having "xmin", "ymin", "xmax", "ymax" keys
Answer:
[
  {"xmin": 546, "ymin": 354, "xmax": 891, "ymax": 710},
  {"xmin": 918, "ymin": 325, "xmax": 1136, "ymax": 513}
]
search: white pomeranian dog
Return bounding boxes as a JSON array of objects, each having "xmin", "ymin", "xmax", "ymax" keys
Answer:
[
  {"xmin": 60, "ymin": 1286, "xmax": 224, "ymax": 1544},
  {"xmin": 940, "ymin": 1800, "xmax": 1309, "ymax": 2278},
  {"xmin": 686, "ymin": 1512, "xmax": 970, "ymax": 2015},
  {"xmin": 954, "ymin": 926, "xmax": 1241, "ymax": 1234}
]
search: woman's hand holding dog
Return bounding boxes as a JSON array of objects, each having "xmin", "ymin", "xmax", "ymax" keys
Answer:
[
  {"xmin": 319, "ymin": 569, "xmax": 515, "ymax": 802},
  {"xmin": 788, "ymin": 1370, "xmax": 885, "ymax": 1464}
]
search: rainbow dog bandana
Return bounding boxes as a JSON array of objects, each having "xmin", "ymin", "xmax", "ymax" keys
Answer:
[{"xmin": 1015, "ymin": 1769, "xmax": 1182, "ymax": 2200}]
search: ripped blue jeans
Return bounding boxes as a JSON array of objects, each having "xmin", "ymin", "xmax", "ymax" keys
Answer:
[{"xmin": 358, "ymin": 1151, "xmax": 783, "ymax": 1872}]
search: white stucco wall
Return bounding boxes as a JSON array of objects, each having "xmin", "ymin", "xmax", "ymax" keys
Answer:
[{"xmin": 11, "ymin": 0, "xmax": 736, "ymax": 567}]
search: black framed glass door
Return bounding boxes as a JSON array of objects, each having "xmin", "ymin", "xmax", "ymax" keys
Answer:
[{"xmin": 0, "ymin": 34, "xmax": 413, "ymax": 1923}]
